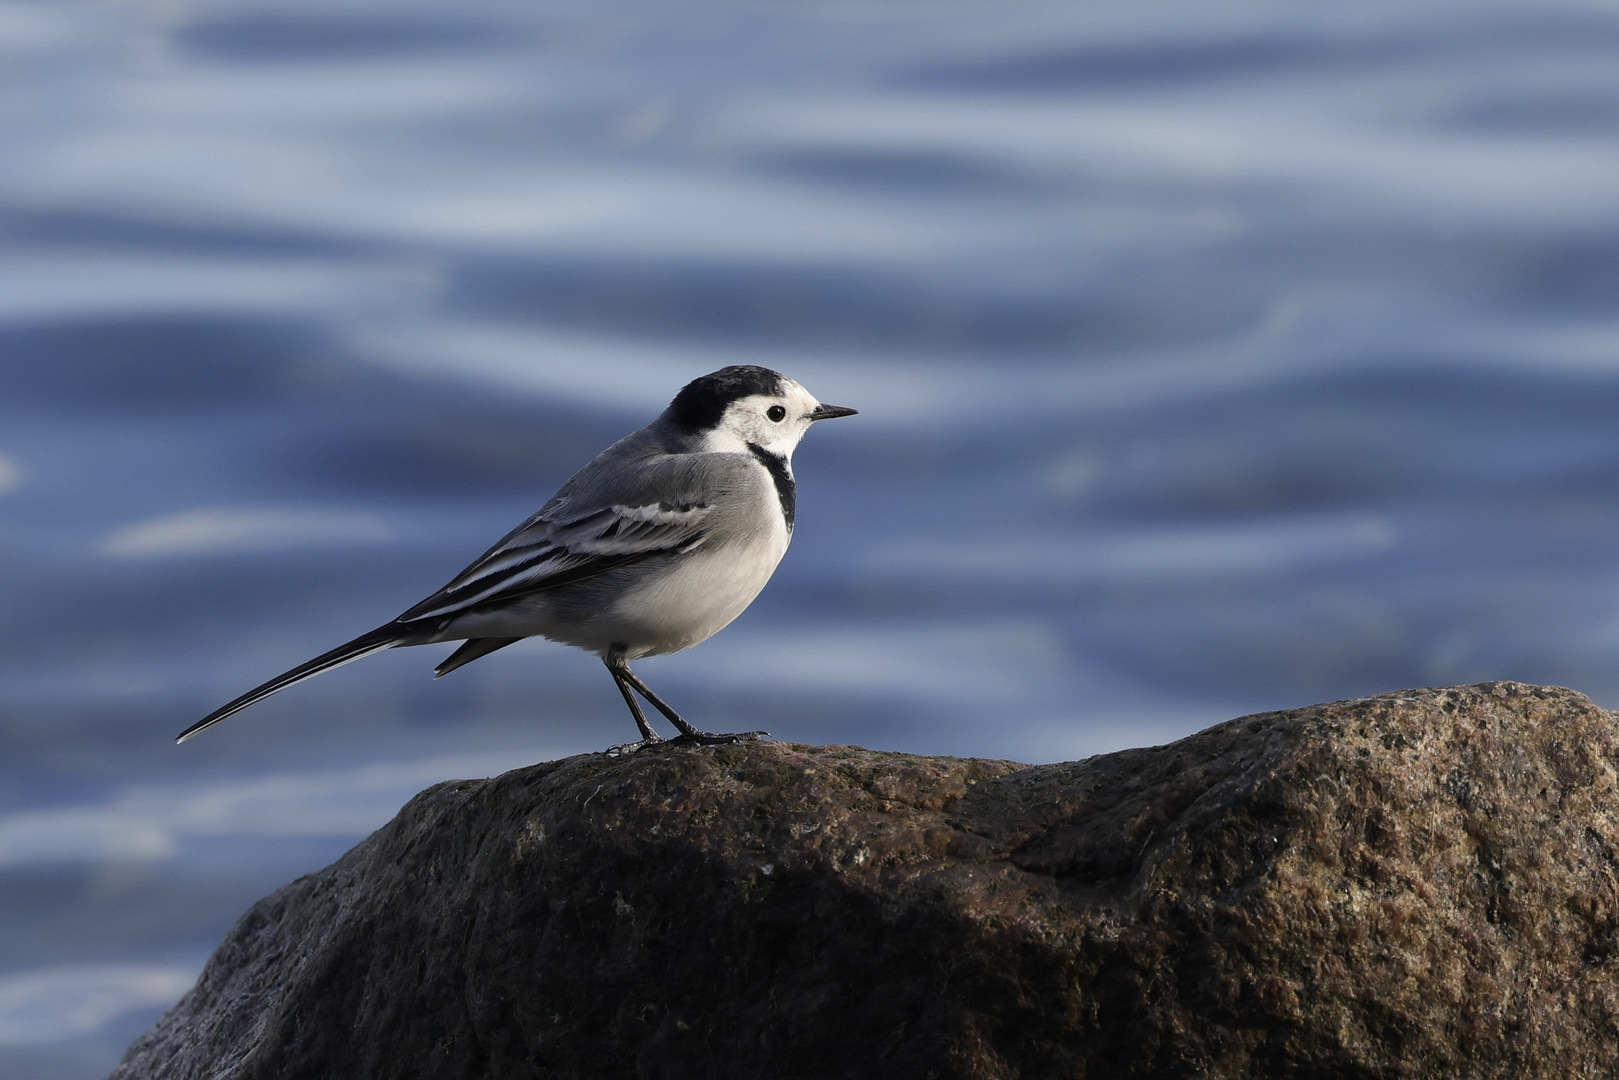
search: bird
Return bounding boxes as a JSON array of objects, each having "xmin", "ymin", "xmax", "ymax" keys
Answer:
[{"xmin": 177, "ymin": 365, "xmax": 856, "ymax": 751}]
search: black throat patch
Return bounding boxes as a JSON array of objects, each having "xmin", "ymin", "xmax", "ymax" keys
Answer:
[{"xmin": 746, "ymin": 443, "xmax": 796, "ymax": 531}]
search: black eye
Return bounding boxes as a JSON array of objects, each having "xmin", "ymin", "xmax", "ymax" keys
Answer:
[{"xmin": 767, "ymin": 405, "xmax": 786, "ymax": 422}]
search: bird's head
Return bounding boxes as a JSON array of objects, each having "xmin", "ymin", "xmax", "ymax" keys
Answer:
[{"xmin": 663, "ymin": 365, "xmax": 857, "ymax": 461}]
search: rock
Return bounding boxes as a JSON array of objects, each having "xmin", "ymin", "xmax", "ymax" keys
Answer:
[{"xmin": 112, "ymin": 682, "xmax": 1619, "ymax": 1079}]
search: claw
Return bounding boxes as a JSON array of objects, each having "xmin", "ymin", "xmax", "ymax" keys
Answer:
[
  {"xmin": 665, "ymin": 730, "xmax": 771, "ymax": 747},
  {"xmin": 603, "ymin": 735, "xmax": 664, "ymax": 757}
]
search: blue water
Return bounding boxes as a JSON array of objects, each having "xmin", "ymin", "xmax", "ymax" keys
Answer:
[{"xmin": 6, "ymin": 0, "xmax": 1619, "ymax": 1073}]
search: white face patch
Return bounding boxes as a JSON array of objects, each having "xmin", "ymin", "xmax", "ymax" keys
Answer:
[{"xmin": 700, "ymin": 379, "xmax": 823, "ymax": 460}]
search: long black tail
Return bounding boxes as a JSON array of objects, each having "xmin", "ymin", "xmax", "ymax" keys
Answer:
[{"xmin": 176, "ymin": 625, "xmax": 405, "ymax": 743}]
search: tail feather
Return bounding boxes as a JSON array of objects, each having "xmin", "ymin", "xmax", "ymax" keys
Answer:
[
  {"xmin": 433, "ymin": 637, "xmax": 521, "ymax": 678},
  {"xmin": 177, "ymin": 625, "xmax": 405, "ymax": 744}
]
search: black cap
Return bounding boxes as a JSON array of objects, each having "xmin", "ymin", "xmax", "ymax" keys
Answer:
[{"xmin": 664, "ymin": 366, "xmax": 787, "ymax": 433}]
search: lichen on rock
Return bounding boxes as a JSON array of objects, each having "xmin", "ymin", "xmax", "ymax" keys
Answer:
[{"xmin": 112, "ymin": 682, "xmax": 1619, "ymax": 1079}]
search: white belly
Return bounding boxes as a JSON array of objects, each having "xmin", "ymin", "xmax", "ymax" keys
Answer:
[{"xmin": 607, "ymin": 525, "xmax": 791, "ymax": 658}]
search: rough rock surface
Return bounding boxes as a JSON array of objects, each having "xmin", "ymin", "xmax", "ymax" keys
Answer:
[{"xmin": 113, "ymin": 682, "xmax": 1619, "ymax": 1079}]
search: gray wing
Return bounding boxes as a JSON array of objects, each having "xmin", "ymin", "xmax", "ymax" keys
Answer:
[{"xmin": 395, "ymin": 449, "xmax": 743, "ymax": 625}]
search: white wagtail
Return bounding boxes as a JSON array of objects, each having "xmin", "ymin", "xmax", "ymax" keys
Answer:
[{"xmin": 178, "ymin": 365, "xmax": 855, "ymax": 750}]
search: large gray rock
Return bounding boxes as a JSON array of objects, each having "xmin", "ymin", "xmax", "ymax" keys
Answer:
[{"xmin": 113, "ymin": 682, "xmax": 1619, "ymax": 1078}]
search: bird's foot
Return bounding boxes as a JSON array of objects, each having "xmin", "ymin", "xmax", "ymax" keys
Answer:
[
  {"xmin": 666, "ymin": 729, "xmax": 771, "ymax": 747},
  {"xmin": 603, "ymin": 735, "xmax": 665, "ymax": 757}
]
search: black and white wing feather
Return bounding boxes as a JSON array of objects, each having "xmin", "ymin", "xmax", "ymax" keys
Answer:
[{"xmin": 397, "ymin": 494, "xmax": 714, "ymax": 623}]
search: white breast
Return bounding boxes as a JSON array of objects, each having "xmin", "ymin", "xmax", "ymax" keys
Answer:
[{"xmin": 609, "ymin": 464, "xmax": 792, "ymax": 658}]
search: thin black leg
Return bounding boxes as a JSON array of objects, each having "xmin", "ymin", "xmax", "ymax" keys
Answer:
[
  {"xmin": 609, "ymin": 664, "xmax": 659, "ymax": 741},
  {"xmin": 602, "ymin": 655, "xmax": 663, "ymax": 755},
  {"xmin": 609, "ymin": 658, "xmax": 768, "ymax": 745}
]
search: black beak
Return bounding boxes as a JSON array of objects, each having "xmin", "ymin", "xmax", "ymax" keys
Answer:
[{"xmin": 808, "ymin": 404, "xmax": 858, "ymax": 421}]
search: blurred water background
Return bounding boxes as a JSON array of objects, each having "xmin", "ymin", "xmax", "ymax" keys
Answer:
[{"xmin": 5, "ymin": 0, "xmax": 1619, "ymax": 1073}]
